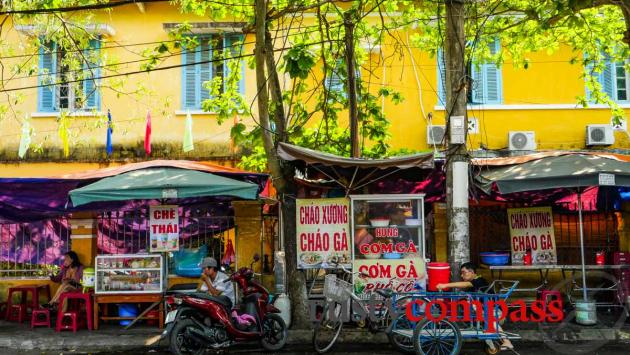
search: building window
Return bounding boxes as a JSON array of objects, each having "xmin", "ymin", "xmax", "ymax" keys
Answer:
[
  {"xmin": 586, "ymin": 53, "xmax": 629, "ymax": 103},
  {"xmin": 38, "ymin": 39, "xmax": 101, "ymax": 112},
  {"xmin": 437, "ymin": 38, "xmax": 502, "ymax": 105},
  {"xmin": 181, "ymin": 34, "xmax": 245, "ymax": 110},
  {"xmin": 324, "ymin": 59, "xmax": 361, "ymax": 98}
]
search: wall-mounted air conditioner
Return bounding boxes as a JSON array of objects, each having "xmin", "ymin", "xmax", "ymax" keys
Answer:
[
  {"xmin": 427, "ymin": 125, "xmax": 446, "ymax": 145},
  {"xmin": 586, "ymin": 124, "xmax": 615, "ymax": 146},
  {"xmin": 508, "ymin": 131, "xmax": 537, "ymax": 151}
]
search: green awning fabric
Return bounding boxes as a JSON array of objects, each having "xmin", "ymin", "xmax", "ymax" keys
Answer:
[
  {"xmin": 69, "ymin": 167, "xmax": 259, "ymax": 206},
  {"xmin": 475, "ymin": 154, "xmax": 630, "ymax": 194}
]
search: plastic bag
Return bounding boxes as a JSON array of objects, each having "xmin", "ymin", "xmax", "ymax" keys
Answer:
[{"xmin": 172, "ymin": 244, "xmax": 208, "ymax": 278}]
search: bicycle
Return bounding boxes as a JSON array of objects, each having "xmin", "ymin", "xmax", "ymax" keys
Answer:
[{"xmin": 311, "ymin": 263, "xmax": 421, "ymax": 354}]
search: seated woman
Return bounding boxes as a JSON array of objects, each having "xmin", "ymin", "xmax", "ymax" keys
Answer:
[
  {"xmin": 43, "ymin": 251, "xmax": 84, "ymax": 309},
  {"xmin": 436, "ymin": 262, "xmax": 514, "ymax": 351}
]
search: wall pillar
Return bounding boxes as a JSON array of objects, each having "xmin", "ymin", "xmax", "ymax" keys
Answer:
[
  {"xmin": 433, "ymin": 203, "xmax": 448, "ymax": 262},
  {"xmin": 232, "ymin": 201, "xmax": 263, "ymax": 273},
  {"xmin": 69, "ymin": 212, "xmax": 98, "ymax": 267}
]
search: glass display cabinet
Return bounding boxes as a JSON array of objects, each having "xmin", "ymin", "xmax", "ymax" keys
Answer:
[{"xmin": 95, "ymin": 254, "xmax": 163, "ymax": 294}]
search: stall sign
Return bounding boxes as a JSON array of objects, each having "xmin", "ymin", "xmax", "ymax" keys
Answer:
[
  {"xmin": 353, "ymin": 258, "xmax": 426, "ymax": 299},
  {"xmin": 508, "ymin": 207, "xmax": 557, "ymax": 265},
  {"xmin": 149, "ymin": 205, "xmax": 179, "ymax": 252},
  {"xmin": 296, "ymin": 198, "xmax": 351, "ymax": 269}
]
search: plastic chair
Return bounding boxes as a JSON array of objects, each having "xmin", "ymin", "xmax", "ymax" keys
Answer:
[
  {"xmin": 31, "ymin": 308, "xmax": 51, "ymax": 328},
  {"xmin": 56, "ymin": 311, "xmax": 79, "ymax": 333},
  {"xmin": 7, "ymin": 304, "xmax": 26, "ymax": 323}
]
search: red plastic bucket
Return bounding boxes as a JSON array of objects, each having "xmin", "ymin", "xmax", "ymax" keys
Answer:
[{"xmin": 427, "ymin": 262, "xmax": 451, "ymax": 291}]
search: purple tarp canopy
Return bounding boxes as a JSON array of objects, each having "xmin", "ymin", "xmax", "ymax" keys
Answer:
[{"xmin": 0, "ymin": 160, "xmax": 268, "ymax": 223}]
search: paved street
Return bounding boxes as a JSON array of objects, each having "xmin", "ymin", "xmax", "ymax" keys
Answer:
[{"xmin": 4, "ymin": 341, "xmax": 630, "ymax": 355}]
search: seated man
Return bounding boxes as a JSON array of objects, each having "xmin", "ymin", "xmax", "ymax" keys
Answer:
[
  {"xmin": 436, "ymin": 262, "xmax": 514, "ymax": 351},
  {"xmin": 198, "ymin": 257, "xmax": 236, "ymax": 308}
]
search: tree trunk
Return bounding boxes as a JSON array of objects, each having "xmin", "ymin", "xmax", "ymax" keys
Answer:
[
  {"xmin": 445, "ymin": 0, "xmax": 470, "ymax": 279},
  {"xmin": 343, "ymin": 12, "xmax": 360, "ymax": 158},
  {"xmin": 254, "ymin": 0, "xmax": 310, "ymax": 329},
  {"xmin": 264, "ymin": 30, "xmax": 287, "ymax": 143}
]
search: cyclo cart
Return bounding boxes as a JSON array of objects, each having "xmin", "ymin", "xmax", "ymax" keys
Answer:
[{"xmin": 389, "ymin": 280, "xmax": 521, "ymax": 355}]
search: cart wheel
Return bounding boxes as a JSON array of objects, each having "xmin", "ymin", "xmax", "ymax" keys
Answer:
[
  {"xmin": 387, "ymin": 313, "xmax": 414, "ymax": 353},
  {"xmin": 412, "ymin": 318, "xmax": 462, "ymax": 355},
  {"xmin": 312, "ymin": 303, "xmax": 343, "ymax": 354}
]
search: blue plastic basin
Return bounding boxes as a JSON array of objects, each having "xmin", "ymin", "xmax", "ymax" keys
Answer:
[
  {"xmin": 383, "ymin": 253, "xmax": 402, "ymax": 259},
  {"xmin": 118, "ymin": 304, "xmax": 138, "ymax": 326},
  {"xmin": 480, "ymin": 252, "xmax": 510, "ymax": 266}
]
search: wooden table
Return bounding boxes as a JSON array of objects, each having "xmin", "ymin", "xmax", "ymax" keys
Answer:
[
  {"xmin": 5, "ymin": 284, "xmax": 51, "ymax": 318},
  {"xmin": 93, "ymin": 293, "xmax": 163, "ymax": 330}
]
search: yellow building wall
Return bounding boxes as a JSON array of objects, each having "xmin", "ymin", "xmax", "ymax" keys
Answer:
[{"xmin": 0, "ymin": 5, "xmax": 627, "ymax": 168}]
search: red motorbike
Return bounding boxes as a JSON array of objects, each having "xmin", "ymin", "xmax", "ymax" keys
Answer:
[{"xmin": 162, "ymin": 256, "xmax": 287, "ymax": 354}]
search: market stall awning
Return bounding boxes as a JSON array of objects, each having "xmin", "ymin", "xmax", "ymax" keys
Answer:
[
  {"xmin": 69, "ymin": 168, "xmax": 260, "ymax": 207},
  {"xmin": 474, "ymin": 153, "xmax": 630, "ymax": 194},
  {"xmin": 277, "ymin": 142, "xmax": 433, "ymax": 169}
]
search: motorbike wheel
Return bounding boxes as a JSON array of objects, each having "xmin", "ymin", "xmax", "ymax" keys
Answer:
[
  {"xmin": 260, "ymin": 313, "xmax": 288, "ymax": 351},
  {"xmin": 312, "ymin": 303, "xmax": 343, "ymax": 354},
  {"xmin": 169, "ymin": 318, "xmax": 206, "ymax": 355}
]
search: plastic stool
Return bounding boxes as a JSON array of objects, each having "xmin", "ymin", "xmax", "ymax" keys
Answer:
[
  {"xmin": 7, "ymin": 304, "xmax": 26, "ymax": 323},
  {"xmin": 31, "ymin": 308, "xmax": 51, "ymax": 328},
  {"xmin": 56, "ymin": 311, "xmax": 79, "ymax": 333}
]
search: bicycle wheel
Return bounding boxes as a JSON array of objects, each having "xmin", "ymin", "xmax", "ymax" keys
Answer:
[
  {"xmin": 412, "ymin": 318, "xmax": 462, "ymax": 355},
  {"xmin": 387, "ymin": 312, "xmax": 414, "ymax": 353},
  {"xmin": 312, "ymin": 302, "xmax": 344, "ymax": 354}
]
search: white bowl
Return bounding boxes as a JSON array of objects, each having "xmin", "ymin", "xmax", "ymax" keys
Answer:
[
  {"xmin": 370, "ymin": 219, "xmax": 390, "ymax": 227},
  {"xmin": 405, "ymin": 219, "xmax": 421, "ymax": 226},
  {"xmin": 363, "ymin": 252, "xmax": 382, "ymax": 259}
]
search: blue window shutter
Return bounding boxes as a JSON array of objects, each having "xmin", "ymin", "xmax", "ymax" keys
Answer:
[
  {"xmin": 585, "ymin": 59, "xmax": 595, "ymax": 102},
  {"xmin": 199, "ymin": 38, "xmax": 211, "ymax": 104},
  {"xmin": 484, "ymin": 39, "xmax": 502, "ymax": 104},
  {"xmin": 601, "ymin": 55, "xmax": 614, "ymax": 99},
  {"xmin": 182, "ymin": 41, "xmax": 199, "ymax": 109},
  {"xmin": 83, "ymin": 38, "xmax": 100, "ymax": 109},
  {"xmin": 326, "ymin": 59, "xmax": 344, "ymax": 94},
  {"xmin": 471, "ymin": 63, "xmax": 484, "ymax": 103},
  {"xmin": 224, "ymin": 34, "xmax": 245, "ymax": 95},
  {"xmin": 38, "ymin": 42, "xmax": 57, "ymax": 112},
  {"xmin": 436, "ymin": 49, "xmax": 446, "ymax": 105}
]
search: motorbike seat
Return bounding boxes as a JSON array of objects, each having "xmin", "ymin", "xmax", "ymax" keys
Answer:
[{"xmin": 190, "ymin": 292, "xmax": 233, "ymax": 310}]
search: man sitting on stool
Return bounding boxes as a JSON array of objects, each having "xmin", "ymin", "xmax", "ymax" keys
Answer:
[{"xmin": 198, "ymin": 257, "xmax": 235, "ymax": 308}]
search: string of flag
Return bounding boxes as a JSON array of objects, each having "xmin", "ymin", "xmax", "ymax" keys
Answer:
[{"xmin": 14, "ymin": 109, "xmax": 222, "ymax": 159}]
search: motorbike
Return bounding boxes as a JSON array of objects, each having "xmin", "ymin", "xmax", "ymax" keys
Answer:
[{"xmin": 161, "ymin": 255, "xmax": 288, "ymax": 354}]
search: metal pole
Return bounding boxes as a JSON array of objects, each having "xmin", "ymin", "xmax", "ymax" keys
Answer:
[{"xmin": 578, "ymin": 190, "xmax": 588, "ymax": 301}]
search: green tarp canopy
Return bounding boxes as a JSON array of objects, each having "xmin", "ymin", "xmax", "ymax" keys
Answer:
[
  {"xmin": 69, "ymin": 167, "xmax": 260, "ymax": 207},
  {"xmin": 475, "ymin": 154, "xmax": 630, "ymax": 194}
]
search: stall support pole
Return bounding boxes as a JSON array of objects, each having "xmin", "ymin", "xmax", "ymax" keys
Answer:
[{"xmin": 578, "ymin": 191, "xmax": 588, "ymax": 302}]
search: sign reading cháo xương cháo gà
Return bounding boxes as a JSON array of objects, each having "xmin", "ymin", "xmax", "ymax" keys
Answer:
[
  {"xmin": 508, "ymin": 207, "xmax": 557, "ymax": 265},
  {"xmin": 296, "ymin": 198, "xmax": 351, "ymax": 269},
  {"xmin": 149, "ymin": 205, "xmax": 179, "ymax": 252}
]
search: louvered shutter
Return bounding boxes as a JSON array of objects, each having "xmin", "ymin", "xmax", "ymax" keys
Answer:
[
  {"xmin": 38, "ymin": 41, "xmax": 57, "ymax": 112},
  {"xmin": 585, "ymin": 59, "xmax": 595, "ymax": 102},
  {"xmin": 182, "ymin": 41, "xmax": 199, "ymax": 109},
  {"xmin": 83, "ymin": 38, "xmax": 100, "ymax": 109},
  {"xmin": 325, "ymin": 59, "xmax": 344, "ymax": 93},
  {"xmin": 483, "ymin": 39, "xmax": 502, "ymax": 103},
  {"xmin": 601, "ymin": 54, "xmax": 614, "ymax": 98},
  {"xmin": 471, "ymin": 62, "xmax": 484, "ymax": 103},
  {"xmin": 224, "ymin": 34, "xmax": 245, "ymax": 95},
  {"xmin": 199, "ymin": 38, "xmax": 211, "ymax": 103},
  {"xmin": 436, "ymin": 49, "xmax": 446, "ymax": 105}
]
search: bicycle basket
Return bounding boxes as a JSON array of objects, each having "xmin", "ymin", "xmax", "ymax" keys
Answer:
[{"xmin": 323, "ymin": 274, "xmax": 352, "ymax": 303}]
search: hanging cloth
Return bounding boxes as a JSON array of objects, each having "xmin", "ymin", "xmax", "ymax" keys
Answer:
[
  {"xmin": 144, "ymin": 110, "xmax": 152, "ymax": 156},
  {"xmin": 221, "ymin": 239, "xmax": 236, "ymax": 266}
]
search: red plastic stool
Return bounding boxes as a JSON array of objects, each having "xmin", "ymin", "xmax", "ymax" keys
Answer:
[
  {"xmin": 7, "ymin": 304, "xmax": 26, "ymax": 323},
  {"xmin": 31, "ymin": 308, "xmax": 51, "ymax": 328},
  {"xmin": 56, "ymin": 311, "xmax": 79, "ymax": 333}
]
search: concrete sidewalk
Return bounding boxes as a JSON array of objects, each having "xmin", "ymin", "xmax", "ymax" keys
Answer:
[{"xmin": 1, "ymin": 319, "xmax": 629, "ymax": 352}]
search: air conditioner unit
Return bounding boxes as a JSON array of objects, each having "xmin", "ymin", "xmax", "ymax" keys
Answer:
[
  {"xmin": 586, "ymin": 124, "xmax": 615, "ymax": 146},
  {"xmin": 508, "ymin": 131, "xmax": 537, "ymax": 151},
  {"xmin": 427, "ymin": 125, "xmax": 446, "ymax": 145}
]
